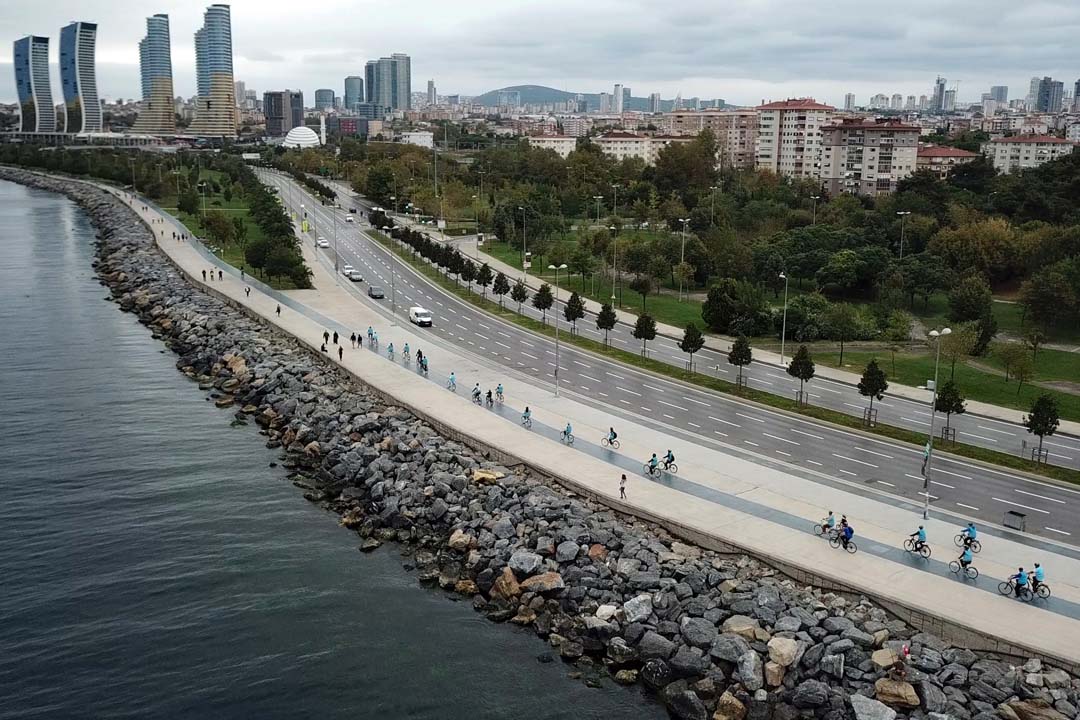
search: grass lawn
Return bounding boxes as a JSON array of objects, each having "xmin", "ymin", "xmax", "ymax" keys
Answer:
[{"xmin": 816, "ymin": 347, "xmax": 1080, "ymax": 422}]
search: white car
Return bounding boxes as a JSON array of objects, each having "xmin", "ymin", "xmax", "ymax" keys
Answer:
[
  {"xmin": 341, "ymin": 264, "xmax": 355, "ymax": 275},
  {"xmin": 347, "ymin": 270, "xmax": 363, "ymax": 282},
  {"xmin": 317, "ymin": 237, "xmax": 329, "ymax": 248},
  {"xmin": 345, "ymin": 215, "xmax": 354, "ymax": 223},
  {"xmin": 409, "ymin": 306, "xmax": 433, "ymax": 327}
]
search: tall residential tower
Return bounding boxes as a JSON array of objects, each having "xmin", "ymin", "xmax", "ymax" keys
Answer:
[
  {"xmin": 132, "ymin": 14, "xmax": 175, "ymax": 133},
  {"xmin": 13, "ymin": 36, "xmax": 55, "ymax": 133},
  {"xmin": 344, "ymin": 75, "xmax": 364, "ymax": 113},
  {"xmin": 189, "ymin": 4, "xmax": 237, "ymax": 137},
  {"xmin": 59, "ymin": 21, "xmax": 102, "ymax": 133}
]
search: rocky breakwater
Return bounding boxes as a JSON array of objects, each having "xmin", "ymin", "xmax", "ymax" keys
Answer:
[{"xmin": 5, "ymin": 167, "xmax": 1080, "ymax": 720}]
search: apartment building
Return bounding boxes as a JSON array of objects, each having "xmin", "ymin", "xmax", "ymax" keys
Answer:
[
  {"xmin": 985, "ymin": 135, "xmax": 1076, "ymax": 174},
  {"xmin": 818, "ymin": 118, "xmax": 920, "ymax": 196},
  {"xmin": 660, "ymin": 110, "xmax": 759, "ymax": 168},
  {"xmin": 755, "ymin": 98, "xmax": 835, "ymax": 178},
  {"xmin": 529, "ymin": 135, "xmax": 577, "ymax": 158},
  {"xmin": 916, "ymin": 145, "xmax": 981, "ymax": 179}
]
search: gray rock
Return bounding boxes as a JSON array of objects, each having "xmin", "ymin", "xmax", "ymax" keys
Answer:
[
  {"xmin": 491, "ymin": 517, "xmax": 516, "ymax": 539},
  {"xmin": 918, "ymin": 681, "xmax": 948, "ymax": 713},
  {"xmin": 555, "ymin": 540, "xmax": 579, "ymax": 563},
  {"xmin": 774, "ymin": 616, "xmax": 803, "ymax": 633},
  {"xmin": 821, "ymin": 653, "xmax": 845, "ymax": 679},
  {"xmin": 638, "ymin": 631, "xmax": 677, "ymax": 660},
  {"xmin": 944, "ymin": 648, "xmax": 978, "ymax": 667},
  {"xmin": 607, "ymin": 637, "xmax": 638, "ymax": 666},
  {"xmin": 823, "ymin": 616, "xmax": 855, "ymax": 634},
  {"xmin": 793, "ymin": 679, "xmax": 831, "ymax": 708},
  {"xmin": 681, "ymin": 617, "xmax": 719, "ymax": 649},
  {"xmin": 913, "ymin": 648, "xmax": 945, "ymax": 672},
  {"xmin": 508, "ymin": 550, "xmax": 543, "ymax": 576},
  {"xmin": 641, "ymin": 658, "xmax": 675, "ymax": 690},
  {"xmin": 670, "ymin": 645, "xmax": 709, "ymax": 678},
  {"xmin": 623, "ymin": 594, "xmax": 654, "ymax": 624},
  {"xmin": 842, "ymin": 627, "xmax": 877, "ymax": 648},
  {"xmin": 735, "ymin": 650, "xmax": 764, "ymax": 692},
  {"xmin": 850, "ymin": 694, "xmax": 898, "ymax": 720},
  {"xmin": 827, "ymin": 639, "xmax": 855, "ymax": 654},
  {"xmin": 665, "ymin": 690, "xmax": 709, "ymax": 720},
  {"xmin": 711, "ymin": 633, "xmax": 752, "ymax": 663},
  {"xmin": 938, "ymin": 663, "xmax": 969, "ymax": 687}
]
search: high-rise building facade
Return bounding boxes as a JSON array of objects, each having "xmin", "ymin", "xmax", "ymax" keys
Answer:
[
  {"xmin": 13, "ymin": 36, "xmax": 55, "ymax": 133},
  {"xmin": 1035, "ymin": 77, "xmax": 1064, "ymax": 113},
  {"xmin": 314, "ymin": 88, "xmax": 334, "ymax": 111},
  {"xmin": 754, "ymin": 98, "xmax": 835, "ymax": 178},
  {"xmin": 60, "ymin": 22, "xmax": 102, "ymax": 133},
  {"xmin": 819, "ymin": 118, "xmax": 921, "ymax": 196},
  {"xmin": 943, "ymin": 89, "xmax": 956, "ymax": 112},
  {"xmin": 622, "ymin": 87, "xmax": 631, "ymax": 109},
  {"xmin": 890, "ymin": 93, "xmax": 903, "ymax": 110},
  {"xmin": 905, "ymin": 95, "xmax": 916, "ymax": 111},
  {"xmin": 364, "ymin": 54, "xmax": 410, "ymax": 112},
  {"xmin": 189, "ymin": 4, "xmax": 237, "ymax": 137},
  {"xmin": 990, "ymin": 85, "xmax": 1008, "ymax": 103},
  {"xmin": 918, "ymin": 95, "xmax": 928, "ymax": 111},
  {"xmin": 844, "ymin": 93, "xmax": 855, "ymax": 111},
  {"xmin": 931, "ymin": 76, "xmax": 946, "ymax": 112},
  {"xmin": 613, "ymin": 84, "xmax": 624, "ymax": 114},
  {"xmin": 1074, "ymin": 80, "xmax": 1080, "ymax": 112},
  {"xmin": 426, "ymin": 79, "xmax": 437, "ymax": 105},
  {"xmin": 234, "ymin": 80, "xmax": 245, "ymax": 106},
  {"xmin": 344, "ymin": 76, "xmax": 364, "ymax": 113},
  {"xmin": 264, "ymin": 90, "xmax": 303, "ymax": 136},
  {"xmin": 133, "ymin": 14, "xmax": 175, "ymax": 133},
  {"xmin": 598, "ymin": 92, "xmax": 611, "ymax": 113},
  {"xmin": 648, "ymin": 93, "xmax": 662, "ymax": 113},
  {"xmin": 391, "ymin": 53, "xmax": 411, "ymax": 111},
  {"xmin": 662, "ymin": 110, "xmax": 759, "ymax": 169}
]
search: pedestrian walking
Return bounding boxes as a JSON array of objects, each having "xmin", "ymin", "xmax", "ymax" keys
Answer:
[
  {"xmin": 245, "ymin": 287, "xmax": 251, "ymax": 298},
  {"xmin": 620, "ymin": 474, "xmax": 627, "ymax": 500},
  {"xmin": 240, "ymin": 266, "xmax": 245, "ymax": 280},
  {"xmin": 338, "ymin": 346, "xmax": 343, "ymax": 361},
  {"xmin": 218, "ymin": 270, "xmax": 223, "ymax": 281},
  {"xmin": 332, "ymin": 331, "xmax": 339, "ymax": 345},
  {"xmin": 208, "ymin": 268, "xmax": 213, "ymax": 281},
  {"xmin": 323, "ymin": 330, "xmax": 330, "ymax": 344},
  {"xmin": 276, "ymin": 304, "xmax": 281, "ymax": 316},
  {"xmin": 201, "ymin": 269, "xmax": 207, "ymax": 281},
  {"xmin": 350, "ymin": 332, "xmax": 357, "ymax": 348}
]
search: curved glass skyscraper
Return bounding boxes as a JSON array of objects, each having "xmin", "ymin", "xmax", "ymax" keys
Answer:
[
  {"xmin": 188, "ymin": 4, "xmax": 237, "ymax": 137},
  {"xmin": 133, "ymin": 14, "xmax": 175, "ymax": 133},
  {"xmin": 59, "ymin": 21, "xmax": 102, "ymax": 134},
  {"xmin": 13, "ymin": 35, "xmax": 55, "ymax": 133}
]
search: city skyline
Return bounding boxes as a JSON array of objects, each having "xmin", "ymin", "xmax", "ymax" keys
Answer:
[{"xmin": 1, "ymin": 0, "xmax": 1079, "ymax": 107}]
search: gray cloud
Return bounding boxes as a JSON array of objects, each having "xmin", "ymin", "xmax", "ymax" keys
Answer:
[{"xmin": 1, "ymin": 0, "xmax": 1078, "ymax": 106}]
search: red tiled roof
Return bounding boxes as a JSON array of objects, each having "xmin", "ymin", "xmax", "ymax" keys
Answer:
[
  {"xmin": 822, "ymin": 119, "xmax": 920, "ymax": 132},
  {"xmin": 917, "ymin": 145, "xmax": 980, "ymax": 158},
  {"xmin": 988, "ymin": 134, "xmax": 1074, "ymax": 144},
  {"xmin": 598, "ymin": 131, "xmax": 644, "ymax": 139},
  {"xmin": 756, "ymin": 98, "xmax": 835, "ymax": 111}
]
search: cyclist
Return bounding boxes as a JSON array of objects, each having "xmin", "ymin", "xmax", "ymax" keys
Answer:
[
  {"xmin": 841, "ymin": 523, "xmax": 855, "ymax": 550},
  {"xmin": 403, "ymin": 342, "xmax": 410, "ymax": 360},
  {"xmin": 366, "ymin": 326, "xmax": 373, "ymax": 342},
  {"xmin": 472, "ymin": 383, "xmax": 482, "ymax": 403},
  {"xmin": 1010, "ymin": 567, "xmax": 1029, "ymax": 598},
  {"xmin": 387, "ymin": 342, "xmax": 395, "ymax": 360},
  {"xmin": 958, "ymin": 546, "xmax": 974, "ymax": 571},
  {"xmin": 607, "ymin": 427, "xmax": 618, "ymax": 445},
  {"xmin": 562, "ymin": 422, "xmax": 573, "ymax": 442},
  {"xmin": 909, "ymin": 525, "xmax": 927, "ymax": 552},
  {"xmin": 960, "ymin": 522, "xmax": 977, "ymax": 548},
  {"xmin": 521, "ymin": 406, "xmax": 532, "ymax": 426},
  {"xmin": 447, "ymin": 372, "xmax": 457, "ymax": 391},
  {"xmin": 1030, "ymin": 563, "xmax": 1045, "ymax": 594},
  {"xmin": 663, "ymin": 449, "xmax": 675, "ymax": 470},
  {"xmin": 495, "ymin": 383, "xmax": 504, "ymax": 402},
  {"xmin": 371, "ymin": 330, "xmax": 379, "ymax": 348},
  {"xmin": 485, "ymin": 389, "xmax": 494, "ymax": 407},
  {"xmin": 839, "ymin": 515, "xmax": 849, "ymax": 530},
  {"xmin": 648, "ymin": 453, "xmax": 659, "ymax": 473},
  {"xmin": 416, "ymin": 348, "xmax": 424, "ymax": 365},
  {"xmin": 821, "ymin": 510, "xmax": 836, "ymax": 536},
  {"xmin": 420, "ymin": 356, "xmax": 429, "ymax": 373}
]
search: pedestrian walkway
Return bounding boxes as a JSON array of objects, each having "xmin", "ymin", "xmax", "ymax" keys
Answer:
[{"xmin": 102, "ymin": 180, "xmax": 1080, "ymax": 669}]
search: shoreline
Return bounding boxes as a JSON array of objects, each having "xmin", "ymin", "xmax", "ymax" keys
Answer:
[{"xmin": 3, "ymin": 168, "xmax": 1079, "ymax": 720}]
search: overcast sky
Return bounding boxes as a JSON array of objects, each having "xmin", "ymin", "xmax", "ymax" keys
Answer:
[{"xmin": 2, "ymin": 0, "xmax": 1078, "ymax": 107}]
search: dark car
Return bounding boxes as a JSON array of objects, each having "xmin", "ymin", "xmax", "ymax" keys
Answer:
[
  {"xmin": 368, "ymin": 286, "xmax": 385, "ymax": 299},
  {"xmin": 348, "ymin": 207, "xmax": 357, "ymax": 214}
]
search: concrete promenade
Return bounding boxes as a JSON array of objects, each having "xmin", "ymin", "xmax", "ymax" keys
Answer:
[{"xmin": 104, "ymin": 180, "xmax": 1080, "ymax": 670}]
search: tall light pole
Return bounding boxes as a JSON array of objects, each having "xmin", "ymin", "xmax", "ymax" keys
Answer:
[
  {"xmin": 779, "ymin": 272, "xmax": 790, "ymax": 365},
  {"xmin": 477, "ymin": 169, "xmax": 486, "ymax": 204},
  {"xmin": 333, "ymin": 203, "xmax": 339, "ymax": 272},
  {"xmin": 518, "ymin": 205, "xmax": 527, "ymax": 280},
  {"xmin": 611, "ymin": 183, "xmax": 620, "ymax": 219},
  {"xmin": 471, "ymin": 194, "xmax": 480, "ymax": 259},
  {"xmin": 549, "ymin": 263, "xmax": 568, "ymax": 396},
  {"xmin": 384, "ymin": 226, "xmax": 397, "ymax": 319},
  {"xmin": 678, "ymin": 217, "xmax": 690, "ymax": 301},
  {"xmin": 810, "ymin": 195, "xmax": 821, "ymax": 226},
  {"xmin": 922, "ymin": 327, "xmax": 951, "ymax": 520},
  {"xmin": 709, "ymin": 185, "xmax": 718, "ymax": 226},
  {"xmin": 896, "ymin": 211, "xmax": 911, "ymax": 260},
  {"xmin": 593, "ymin": 195, "xmax": 603, "ymax": 228}
]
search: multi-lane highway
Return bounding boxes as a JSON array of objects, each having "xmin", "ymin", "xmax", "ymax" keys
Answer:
[{"xmin": 260, "ymin": 169, "xmax": 1080, "ymax": 543}]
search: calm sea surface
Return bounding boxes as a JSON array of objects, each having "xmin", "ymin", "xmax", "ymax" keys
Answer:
[{"xmin": 0, "ymin": 181, "xmax": 662, "ymax": 719}]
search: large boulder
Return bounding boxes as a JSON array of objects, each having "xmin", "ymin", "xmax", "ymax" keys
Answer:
[
  {"xmin": 508, "ymin": 550, "xmax": 543, "ymax": 576},
  {"xmin": 768, "ymin": 637, "xmax": 800, "ymax": 668},
  {"xmin": 639, "ymin": 631, "xmax": 677, "ymax": 660},
  {"xmin": 735, "ymin": 650, "xmax": 764, "ymax": 692},
  {"xmin": 681, "ymin": 617, "xmax": 719, "ymax": 649},
  {"xmin": 721, "ymin": 615, "xmax": 760, "ymax": 640},
  {"xmin": 792, "ymin": 680, "xmax": 830, "ymax": 709},
  {"xmin": 875, "ymin": 678, "xmax": 920, "ymax": 708},
  {"xmin": 713, "ymin": 691, "xmax": 747, "ymax": 720},
  {"xmin": 850, "ymin": 693, "xmax": 898, "ymax": 720},
  {"xmin": 519, "ymin": 571, "xmax": 564, "ymax": 594},
  {"xmin": 711, "ymin": 633, "xmax": 752, "ymax": 663},
  {"xmin": 623, "ymin": 594, "xmax": 654, "ymax": 624},
  {"xmin": 489, "ymin": 566, "xmax": 521, "ymax": 601}
]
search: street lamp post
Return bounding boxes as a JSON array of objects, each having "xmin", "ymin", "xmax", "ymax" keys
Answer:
[
  {"xmin": 518, "ymin": 205, "xmax": 527, "ymax": 280},
  {"xmin": 384, "ymin": 226, "xmax": 398, "ymax": 319},
  {"xmin": 608, "ymin": 225, "xmax": 618, "ymax": 307},
  {"xmin": 333, "ymin": 203, "xmax": 339, "ymax": 272},
  {"xmin": 709, "ymin": 185, "xmax": 718, "ymax": 226},
  {"xmin": 611, "ymin": 184, "xmax": 620, "ymax": 219},
  {"xmin": 922, "ymin": 327, "xmax": 951, "ymax": 519},
  {"xmin": 549, "ymin": 263, "xmax": 568, "ymax": 396},
  {"xmin": 896, "ymin": 211, "xmax": 911, "ymax": 260},
  {"xmin": 810, "ymin": 195, "xmax": 821, "ymax": 226},
  {"xmin": 779, "ymin": 272, "xmax": 790, "ymax": 365},
  {"xmin": 471, "ymin": 194, "xmax": 479, "ymax": 259},
  {"xmin": 593, "ymin": 195, "xmax": 603, "ymax": 228},
  {"xmin": 678, "ymin": 217, "xmax": 690, "ymax": 301}
]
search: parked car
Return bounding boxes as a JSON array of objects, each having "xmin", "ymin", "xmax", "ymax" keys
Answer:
[
  {"xmin": 368, "ymin": 286, "xmax": 385, "ymax": 299},
  {"xmin": 408, "ymin": 306, "xmax": 432, "ymax": 326}
]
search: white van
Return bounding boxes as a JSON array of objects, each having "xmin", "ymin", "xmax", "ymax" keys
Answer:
[{"xmin": 409, "ymin": 306, "xmax": 433, "ymax": 327}]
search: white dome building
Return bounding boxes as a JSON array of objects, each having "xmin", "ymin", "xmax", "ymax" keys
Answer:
[{"xmin": 281, "ymin": 126, "xmax": 321, "ymax": 148}]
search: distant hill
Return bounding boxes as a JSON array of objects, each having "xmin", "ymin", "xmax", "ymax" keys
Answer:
[{"xmin": 471, "ymin": 84, "xmax": 729, "ymax": 113}]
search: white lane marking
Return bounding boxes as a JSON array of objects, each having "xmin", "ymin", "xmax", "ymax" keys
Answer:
[
  {"xmin": 901, "ymin": 417, "xmax": 922, "ymax": 424},
  {"xmin": 709, "ymin": 416, "xmax": 741, "ymax": 428},
  {"xmin": 744, "ymin": 440, "xmax": 760, "ymax": 447},
  {"xmin": 917, "ymin": 492, "xmax": 939, "ymax": 500},
  {"xmin": 931, "ymin": 480, "xmax": 955, "ymax": 489},
  {"xmin": 1048, "ymin": 452, "xmax": 1074, "ymax": 461},
  {"xmin": 905, "ymin": 474, "xmax": 924, "ymax": 481},
  {"xmin": 580, "ymin": 374, "xmax": 600, "ymax": 383},
  {"xmin": 959, "ymin": 431, "xmax": 997, "ymax": 443},
  {"xmin": 455, "ymin": 323, "xmax": 467, "ymax": 331},
  {"xmin": 766, "ymin": 373, "xmax": 787, "ymax": 380},
  {"xmin": 832, "ymin": 453, "xmax": 878, "ymax": 468},
  {"xmin": 688, "ymin": 421, "xmax": 701, "ymax": 428},
  {"xmin": 521, "ymin": 352, "xmax": 538, "ymax": 360},
  {"xmin": 618, "ymin": 387, "xmax": 642, "ymax": 396},
  {"xmin": 934, "ymin": 468, "xmax": 972, "ymax": 480},
  {"xmin": 791, "ymin": 429, "xmax": 825, "ymax": 440},
  {"xmin": 606, "ymin": 372, "xmax": 626, "ymax": 380},
  {"xmin": 819, "ymin": 387, "xmax": 842, "ymax": 394},
  {"xmin": 573, "ymin": 360, "xmax": 591, "ymax": 368},
  {"xmin": 619, "ymin": 399, "xmax": 631, "ymax": 406},
  {"xmin": 992, "ymin": 497, "xmax": 1049, "ymax": 514},
  {"xmin": 643, "ymin": 383, "xmax": 665, "ymax": 392},
  {"xmin": 751, "ymin": 378, "xmax": 774, "ymax": 386},
  {"xmin": 855, "ymin": 447, "xmax": 894, "ymax": 459},
  {"xmin": 521, "ymin": 340, "xmax": 535, "ymax": 348},
  {"xmin": 838, "ymin": 469, "xmax": 857, "ymax": 476},
  {"xmin": 776, "ymin": 450, "xmax": 792, "ymax": 457},
  {"xmin": 1015, "ymin": 489, "xmax": 1066, "ymax": 505},
  {"xmin": 682, "ymin": 396, "xmax": 711, "ymax": 407},
  {"xmin": 658, "ymin": 400, "xmax": 687, "ymax": 411},
  {"xmin": 496, "ymin": 341, "xmax": 511, "ymax": 350},
  {"xmin": 844, "ymin": 403, "xmax": 864, "ymax": 410},
  {"xmin": 498, "ymin": 331, "xmax": 511, "ymax": 339},
  {"xmin": 877, "ymin": 481, "xmax": 895, "ymax": 487},
  {"xmin": 807, "ymin": 460, "xmax": 823, "ymax": 466},
  {"xmin": 736, "ymin": 412, "xmax": 765, "ymax": 423},
  {"xmin": 475, "ymin": 333, "xmax": 489, "ymax": 341},
  {"xmin": 714, "ymin": 431, "xmax": 729, "ymax": 438},
  {"xmin": 763, "ymin": 433, "xmax": 800, "ymax": 446},
  {"xmin": 956, "ymin": 502, "xmax": 980, "ymax": 511},
  {"xmin": 663, "ymin": 413, "xmax": 676, "ymax": 420},
  {"xmin": 478, "ymin": 323, "xmax": 490, "ymax": 330},
  {"xmin": 598, "ymin": 392, "xmax": 608, "ymax": 398},
  {"xmin": 1045, "ymin": 527, "xmax": 1072, "ymax": 536}
]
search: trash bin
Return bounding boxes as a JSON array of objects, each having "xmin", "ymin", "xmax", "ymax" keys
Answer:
[{"xmin": 1003, "ymin": 510, "xmax": 1026, "ymax": 531}]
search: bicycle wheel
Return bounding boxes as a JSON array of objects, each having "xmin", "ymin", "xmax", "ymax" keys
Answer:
[
  {"xmin": 965, "ymin": 566, "xmax": 979, "ymax": 580},
  {"xmin": 611, "ymin": 439, "xmax": 620, "ymax": 449},
  {"xmin": 997, "ymin": 581, "xmax": 1012, "ymax": 596},
  {"xmin": 903, "ymin": 539, "xmax": 915, "ymax": 552},
  {"xmin": 953, "ymin": 534, "xmax": 965, "ymax": 548},
  {"xmin": 667, "ymin": 463, "xmax": 678, "ymax": 474},
  {"xmin": 969, "ymin": 540, "xmax": 982, "ymax": 554},
  {"xmin": 949, "ymin": 561, "xmax": 960, "ymax": 574},
  {"xmin": 845, "ymin": 541, "xmax": 857, "ymax": 554},
  {"xmin": 567, "ymin": 434, "xmax": 575, "ymax": 445},
  {"xmin": 829, "ymin": 536, "xmax": 841, "ymax": 549},
  {"xmin": 919, "ymin": 545, "xmax": 932, "ymax": 560},
  {"xmin": 1020, "ymin": 587, "xmax": 1033, "ymax": 601},
  {"xmin": 1037, "ymin": 584, "xmax": 1051, "ymax": 599},
  {"xmin": 813, "ymin": 524, "xmax": 826, "ymax": 537}
]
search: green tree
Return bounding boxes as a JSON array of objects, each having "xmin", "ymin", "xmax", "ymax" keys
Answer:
[
  {"xmin": 935, "ymin": 380, "xmax": 966, "ymax": 435},
  {"xmin": 939, "ymin": 323, "xmax": 977, "ymax": 379},
  {"xmin": 1024, "ymin": 326, "xmax": 1047, "ymax": 361},
  {"xmin": 533, "ymin": 282, "xmax": 554, "ymax": 324},
  {"xmin": 511, "ymin": 279, "xmax": 529, "ymax": 312},
  {"xmin": 231, "ymin": 216, "xmax": 247, "ymax": 246},
  {"xmin": 727, "ymin": 334, "xmax": 753, "ymax": 385},
  {"xmin": 596, "ymin": 303, "xmax": 617, "ymax": 346},
  {"xmin": 632, "ymin": 313, "xmax": 657, "ymax": 356},
  {"xmin": 202, "ymin": 209, "xmax": 234, "ymax": 246},
  {"xmin": 972, "ymin": 308, "xmax": 998, "ymax": 357},
  {"xmin": 824, "ymin": 302, "xmax": 860, "ymax": 367},
  {"xmin": 629, "ymin": 275, "xmax": 652, "ymax": 312},
  {"xmin": 178, "ymin": 187, "xmax": 200, "ymax": 216},
  {"xmin": 1019, "ymin": 261, "xmax": 1078, "ymax": 328},
  {"xmin": 679, "ymin": 323, "xmax": 705, "ymax": 372},
  {"xmin": 244, "ymin": 237, "xmax": 270, "ymax": 274},
  {"xmin": 787, "ymin": 345, "xmax": 816, "ymax": 397},
  {"xmin": 1024, "ymin": 394, "xmax": 1060, "ymax": 460},
  {"xmin": 1012, "ymin": 351, "xmax": 1035, "ymax": 396},
  {"xmin": 493, "ymin": 271, "xmax": 510, "ymax": 307},
  {"xmin": 993, "ymin": 341, "xmax": 1028, "ymax": 382},
  {"xmin": 460, "ymin": 259, "xmax": 477, "ymax": 289},
  {"xmin": 948, "ymin": 274, "xmax": 993, "ymax": 322},
  {"xmin": 857, "ymin": 359, "xmax": 889, "ymax": 415},
  {"xmin": 476, "ymin": 262, "xmax": 493, "ymax": 298},
  {"xmin": 564, "ymin": 291, "xmax": 585, "ymax": 333}
]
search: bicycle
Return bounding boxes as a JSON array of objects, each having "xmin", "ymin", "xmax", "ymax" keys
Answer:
[
  {"xmin": 387, "ymin": 348, "xmax": 395, "ymax": 362},
  {"xmin": 521, "ymin": 415, "xmax": 533, "ymax": 429},
  {"xmin": 643, "ymin": 463, "xmax": 662, "ymax": 478},
  {"xmin": 472, "ymin": 393, "xmax": 483, "ymax": 406},
  {"xmin": 1032, "ymin": 583, "xmax": 1052, "ymax": 600},
  {"xmin": 447, "ymin": 378, "xmax": 457, "ymax": 392},
  {"xmin": 953, "ymin": 534, "xmax": 982, "ymax": 553},
  {"xmin": 601, "ymin": 436, "xmax": 621, "ymax": 449},
  {"xmin": 662, "ymin": 461, "xmax": 678, "ymax": 475},
  {"xmin": 998, "ymin": 579, "xmax": 1032, "ymax": 600},
  {"xmin": 829, "ymin": 535, "xmax": 858, "ymax": 554},
  {"xmin": 903, "ymin": 538, "xmax": 932, "ymax": 559},
  {"xmin": 813, "ymin": 522, "xmax": 838, "ymax": 539},
  {"xmin": 485, "ymin": 395, "xmax": 494, "ymax": 409},
  {"xmin": 949, "ymin": 561, "xmax": 979, "ymax": 580},
  {"xmin": 562, "ymin": 431, "xmax": 575, "ymax": 445},
  {"xmin": 496, "ymin": 390, "xmax": 504, "ymax": 405}
]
